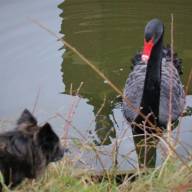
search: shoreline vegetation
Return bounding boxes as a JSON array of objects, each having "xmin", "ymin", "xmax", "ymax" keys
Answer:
[
  {"xmin": 1, "ymin": 105, "xmax": 192, "ymax": 191},
  {"xmin": 1, "ymin": 156, "xmax": 191, "ymax": 192},
  {"xmin": 0, "ymin": 17, "xmax": 192, "ymax": 191},
  {"xmin": 0, "ymin": 105, "xmax": 192, "ymax": 191}
]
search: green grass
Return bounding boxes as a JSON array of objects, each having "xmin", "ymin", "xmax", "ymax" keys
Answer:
[
  {"xmin": 1, "ymin": 156, "xmax": 190, "ymax": 192},
  {"xmin": 11, "ymin": 158, "xmax": 117, "ymax": 192}
]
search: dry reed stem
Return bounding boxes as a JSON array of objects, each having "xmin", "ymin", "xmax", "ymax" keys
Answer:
[
  {"xmin": 185, "ymin": 68, "xmax": 192, "ymax": 94},
  {"xmin": 156, "ymin": 135, "xmax": 191, "ymax": 171},
  {"xmin": 90, "ymin": 145, "xmax": 110, "ymax": 179},
  {"xmin": 100, "ymin": 128, "xmax": 114, "ymax": 145},
  {"xmin": 167, "ymin": 14, "xmax": 174, "ymax": 155},
  {"xmin": 88, "ymin": 96, "xmax": 106, "ymax": 130},
  {"xmin": 58, "ymin": 107, "xmax": 118, "ymax": 177},
  {"xmin": 56, "ymin": 112, "xmax": 87, "ymax": 141},
  {"xmin": 158, "ymin": 154, "xmax": 170, "ymax": 179},
  {"xmin": 29, "ymin": 19, "xmax": 159, "ymax": 171},
  {"xmin": 29, "ymin": 18, "xmax": 192, "ymax": 171},
  {"xmin": 62, "ymin": 82, "xmax": 83, "ymax": 147},
  {"xmin": 29, "ymin": 18, "xmax": 160, "ymax": 133},
  {"xmin": 111, "ymin": 134, "xmax": 118, "ymax": 170},
  {"xmin": 113, "ymin": 126, "xmax": 138, "ymax": 169},
  {"xmin": 32, "ymin": 86, "xmax": 42, "ymax": 114},
  {"xmin": 69, "ymin": 83, "xmax": 73, "ymax": 95},
  {"xmin": 125, "ymin": 128, "xmax": 191, "ymax": 170},
  {"xmin": 127, "ymin": 121, "xmax": 190, "ymax": 169}
]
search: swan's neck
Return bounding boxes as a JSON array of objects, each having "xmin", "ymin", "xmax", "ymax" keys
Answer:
[{"xmin": 139, "ymin": 37, "xmax": 163, "ymax": 123}]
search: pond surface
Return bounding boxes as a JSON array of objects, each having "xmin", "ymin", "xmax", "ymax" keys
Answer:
[{"xmin": 0, "ymin": 0, "xmax": 192, "ymax": 171}]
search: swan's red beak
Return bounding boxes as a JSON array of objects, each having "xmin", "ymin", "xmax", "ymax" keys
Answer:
[{"xmin": 141, "ymin": 37, "xmax": 154, "ymax": 63}]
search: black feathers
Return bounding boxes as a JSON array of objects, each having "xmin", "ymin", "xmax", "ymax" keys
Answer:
[{"xmin": 131, "ymin": 45, "xmax": 183, "ymax": 75}]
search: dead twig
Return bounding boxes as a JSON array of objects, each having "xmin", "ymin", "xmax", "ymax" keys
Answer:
[
  {"xmin": 167, "ymin": 13, "xmax": 174, "ymax": 155},
  {"xmin": 29, "ymin": 18, "xmax": 159, "ymax": 134},
  {"xmin": 32, "ymin": 86, "xmax": 42, "ymax": 114},
  {"xmin": 62, "ymin": 82, "xmax": 84, "ymax": 147}
]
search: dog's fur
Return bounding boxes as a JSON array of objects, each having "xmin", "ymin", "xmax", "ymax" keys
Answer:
[{"xmin": 0, "ymin": 109, "xmax": 64, "ymax": 190}]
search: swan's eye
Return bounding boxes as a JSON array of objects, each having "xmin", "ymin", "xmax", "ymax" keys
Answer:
[{"xmin": 145, "ymin": 32, "xmax": 152, "ymax": 42}]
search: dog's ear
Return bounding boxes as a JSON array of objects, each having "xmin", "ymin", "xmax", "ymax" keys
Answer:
[
  {"xmin": 17, "ymin": 109, "xmax": 37, "ymax": 126},
  {"xmin": 37, "ymin": 123, "xmax": 58, "ymax": 146}
]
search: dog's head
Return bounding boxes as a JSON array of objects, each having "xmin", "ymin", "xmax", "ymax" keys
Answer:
[
  {"xmin": 36, "ymin": 123, "xmax": 64, "ymax": 162},
  {"xmin": 17, "ymin": 109, "xmax": 64, "ymax": 162}
]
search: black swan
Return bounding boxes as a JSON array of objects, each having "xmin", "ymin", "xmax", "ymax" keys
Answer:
[{"xmin": 123, "ymin": 18, "xmax": 185, "ymax": 167}]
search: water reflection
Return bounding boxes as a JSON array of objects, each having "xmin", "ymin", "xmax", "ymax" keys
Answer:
[{"xmin": 61, "ymin": 51, "xmax": 117, "ymax": 145}]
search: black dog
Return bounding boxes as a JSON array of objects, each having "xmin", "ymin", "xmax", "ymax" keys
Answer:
[{"xmin": 0, "ymin": 109, "xmax": 64, "ymax": 191}]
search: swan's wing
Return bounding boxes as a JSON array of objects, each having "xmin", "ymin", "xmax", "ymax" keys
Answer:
[
  {"xmin": 123, "ymin": 65, "xmax": 146, "ymax": 122},
  {"xmin": 159, "ymin": 61, "xmax": 185, "ymax": 127}
]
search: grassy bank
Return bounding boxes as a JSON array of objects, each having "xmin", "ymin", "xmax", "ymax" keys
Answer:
[{"xmin": 1, "ymin": 156, "xmax": 189, "ymax": 192}]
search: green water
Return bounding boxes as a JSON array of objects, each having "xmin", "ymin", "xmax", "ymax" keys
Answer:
[{"xmin": 59, "ymin": 0, "xmax": 192, "ymax": 95}]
